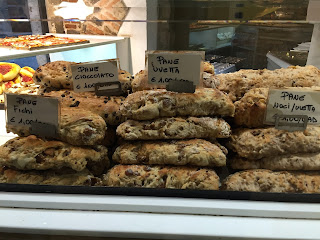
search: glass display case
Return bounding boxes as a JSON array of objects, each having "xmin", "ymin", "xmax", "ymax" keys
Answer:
[{"xmin": 0, "ymin": 0, "xmax": 320, "ymax": 239}]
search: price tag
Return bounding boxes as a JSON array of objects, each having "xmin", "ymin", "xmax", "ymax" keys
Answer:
[
  {"xmin": 71, "ymin": 59, "xmax": 119, "ymax": 93},
  {"xmin": 147, "ymin": 51, "xmax": 204, "ymax": 91},
  {"xmin": 264, "ymin": 89, "xmax": 320, "ymax": 129},
  {"xmin": 5, "ymin": 94, "xmax": 60, "ymax": 138}
]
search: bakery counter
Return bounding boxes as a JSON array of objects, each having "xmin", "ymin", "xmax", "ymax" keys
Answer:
[{"xmin": 0, "ymin": 192, "xmax": 320, "ymax": 239}]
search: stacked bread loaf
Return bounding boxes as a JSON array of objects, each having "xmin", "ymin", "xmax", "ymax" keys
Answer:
[
  {"xmin": 1, "ymin": 60, "xmax": 134, "ymax": 186},
  {"xmin": 102, "ymin": 88, "xmax": 235, "ymax": 190},
  {"xmin": 218, "ymin": 66, "xmax": 320, "ymax": 193}
]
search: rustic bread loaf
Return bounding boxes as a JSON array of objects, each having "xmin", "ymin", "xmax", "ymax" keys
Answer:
[
  {"xmin": 228, "ymin": 127, "xmax": 320, "ymax": 159},
  {"xmin": 7, "ymin": 108, "xmax": 107, "ymax": 146},
  {"xmin": 34, "ymin": 61, "xmax": 75, "ymax": 89},
  {"xmin": 0, "ymin": 135, "xmax": 109, "ymax": 175},
  {"xmin": 230, "ymin": 153, "xmax": 320, "ymax": 171},
  {"xmin": 121, "ymin": 88, "xmax": 235, "ymax": 121},
  {"xmin": 103, "ymin": 165, "xmax": 220, "ymax": 190},
  {"xmin": 222, "ymin": 169, "xmax": 320, "ymax": 193},
  {"xmin": 117, "ymin": 117, "xmax": 231, "ymax": 140},
  {"xmin": 113, "ymin": 139, "xmax": 227, "ymax": 167},
  {"xmin": 43, "ymin": 90, "xmax": 125, "ymax": 125},
  {"xmin": 214, "ymin": 65, "xmax": 320, "ymax": 101},
  {"xmin": 0, "ymin": 167, "xmax": 100, "ymax": 186}
]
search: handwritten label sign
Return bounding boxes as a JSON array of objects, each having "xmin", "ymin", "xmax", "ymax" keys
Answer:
[
  {"xmin": 71, "ymin": 59, "xmax": 119, "ymax": 92},
  {"xmin": 147, "ymin": 51, "xmax": 204, "ymax": 86},
  {"xmin": 264, "ymin": 89, "xmax": 320, "ymax": 128},
  {"xmin": 5, "ymin": 94, "xmax": 59, "ymax": 137}
]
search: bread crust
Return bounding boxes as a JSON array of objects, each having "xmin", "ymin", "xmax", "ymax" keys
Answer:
[
  {"xmin": 103, "ymin": 165, "xmax": 220, "ymax": 190},
  {"xmin": 121, "ymin": 88, "xmax": 235, "ymax": 121},
  {"xmin": 117, "ymin": 117, "xmax": 231, "ymax": 140},
  {"xmin": 7, "ymin": 108, "xmax": 107, "ymax": 146},
  {"xmin": 228, "ymin": 127, "xmax": 320, "ymax": 159},
  {"xmin": 34, "ymin": 61, "xmax": 75, "ymax": 89},
  {"xmin": 0, "ymin": 167, "xmax": 100, "ymax": 186},
  {"xmin": 231, "ymin": 153, "xmax": 320, "ymax": 171},
  {"xmin": 118, "ymin": 69, "xmax": 133, "ymax": 93},
  {"xmin": 0, "ymin": 136, "xmax": 109, "ymax": 175},
  {"xmin": 215, "ymin": 66, "xmax": 320, "ymax": 101},
  {"xmin": 113, "ymin": 139, "xmax": 226, "ymax": 167},
  {"xmin": 234, "ymin": 88, "xmax": 268, "ymax": 128},
  {"xmin": 44, "ymin": 90, "xmax": 125, "ymax": 125},
  {"xmin": 222, "ymin": 169, "xmax": 320, "ymax": 193}
]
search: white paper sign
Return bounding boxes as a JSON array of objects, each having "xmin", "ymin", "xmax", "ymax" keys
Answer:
[
  {"xmin": 5, "ymin": 94, "xmax": 59, "ymax": 128},
  {"xmin": 71, "ymin": 59, "xmax": 119, "ymax": 92},
  {"xmin": 264, "ymin": 89, "xmax": 320, "ymax": 125},
  {"xmin": 147, "ymin": 51, "xmax": 204, "ymax": 85}
]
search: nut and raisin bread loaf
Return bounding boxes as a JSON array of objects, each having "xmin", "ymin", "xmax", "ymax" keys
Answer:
[
  {"xmin": 230, "ymin": 153, "xmax": 320, "ymax": 171},
  {"xmin": 214, "ymin": 65, "xmax": 320, "ymax": 101},
  {"xmin": 228, "ymin": 127, "xmax": 320, "ymax": 159},
  {"xmin": 117, "ymin": 117, "xmax": 231, "ymax": 140},
  {"xmin": 121, "ymin": 88, "xmax": 235, "ymax": 121},
  {"xmin": 113, "ymin": 139, "xmax": 227, "ymax": 167},
  {"xmin": 103, "ymin": 165, "xmax": 220, "ymax": 190},
  {"xmin": 222, "ymin": 169, "xmax": 320, "ymax": 193}
]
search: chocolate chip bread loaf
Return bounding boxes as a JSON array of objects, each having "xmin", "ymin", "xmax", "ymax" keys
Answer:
[
  {"xmin": 215, "ymin": 65, "xmax": 320, "ymax": 101},
  {"xmin": 228, "ymin": 127, "xmax": 320, "ymax": 159},
  {"xmin": 44, "ymin": 90, "xmax": 125, "ymax": 125},
  {"xmin": 121, "ymin": 88, "xmax": 235, "ymax": 121},
  {"xmin": 103, "ymin": 165, "xmax": 220, "ymax": 190},
  {"xmin": 117, "ymin": 117, "xmax": 231, "ymax": 140},
  {"xmin": 113, "ymin": 139, "xmax": 227, "ymax": 167},
  {"xmin": 118, "ymin": 69, "xmax": 133, "ymax": 93},
  {"xmin": 34, "ymin": 61, "xmax": 75, "ymax": 89},
  {"xmin": 0, "ymin": 136, "xmax": 109, "ymax": 175},
  {"xmin": 35, "ymin": 60, "xmax": 133, "ymax": 93},
  {"xmin": 230, "ymin": 153, "xmax": 320, "ymax": 171},
  {"xmin": 7, "ymin": 108, "xmax": 107, "ymax": 146},
  {"xmin": 0, "ymin": 167, "xmax": 100, "ymax": 186},
  {"xmin": 222, "ymin": 169, "xmax": 320, "ymax": 193}
]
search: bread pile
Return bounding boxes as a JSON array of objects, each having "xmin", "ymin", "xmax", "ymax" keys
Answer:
[
  {"xmin": 102, "ymin": 88, "xmax": 235, "ymax": 190},
  {"xmin": 2, "ymin": 60, "xmax": 134, "ymax": 186},
  {"xmin": 218, "ymin": 66, "xmax": 320, "ymax": 193},
  {"xmin": 3, "ymin": 59, "xmax": 320, "ymax": 194}
]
